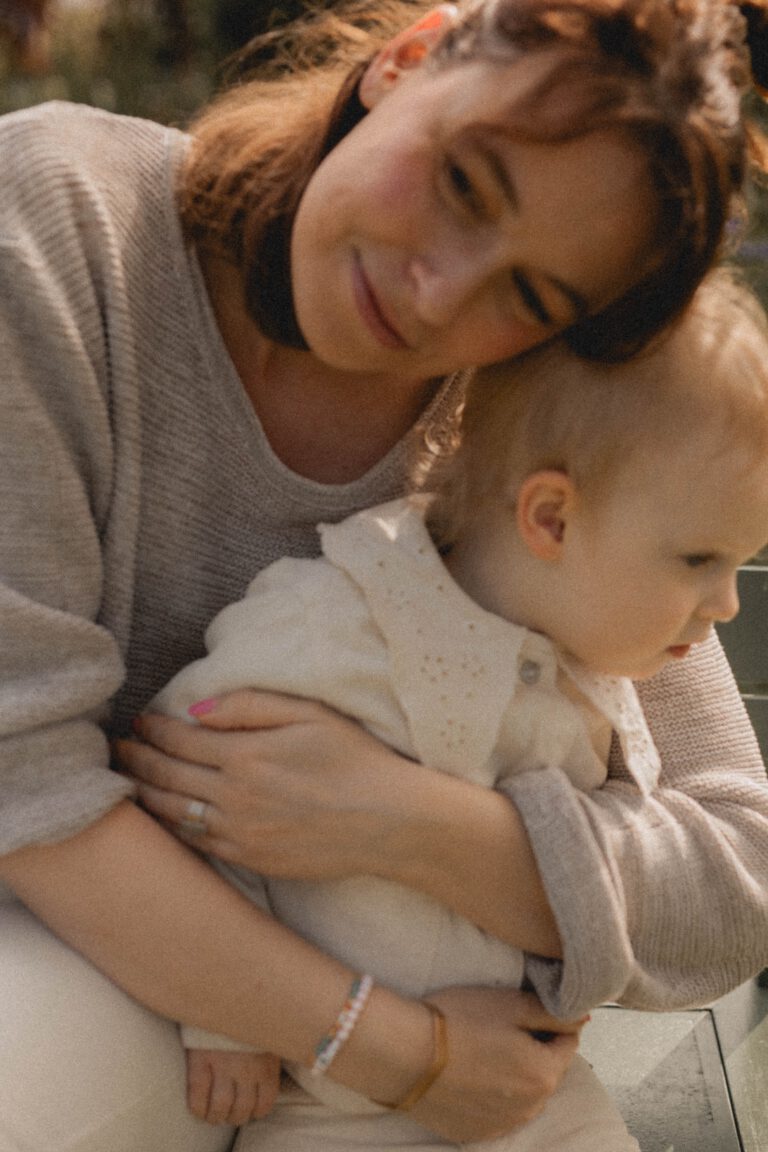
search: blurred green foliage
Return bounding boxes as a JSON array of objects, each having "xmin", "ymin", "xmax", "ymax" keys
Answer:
[{"xmin": 0, "ymin": 1, "xmax": 313, "ymax": 126}]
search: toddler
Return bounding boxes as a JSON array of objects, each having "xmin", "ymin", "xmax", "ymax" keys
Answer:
[{"xmin": 153, "ymin": 271, "xmax": 768, "ymax": 1151}]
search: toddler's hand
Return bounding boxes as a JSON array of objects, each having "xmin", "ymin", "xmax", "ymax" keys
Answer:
[{"xmin": 186, "ymin": 1048, "xmax": 281, "ymax": 1126}]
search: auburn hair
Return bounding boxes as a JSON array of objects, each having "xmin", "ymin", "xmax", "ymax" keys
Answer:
[
  {"xmin": 179, "ymin": 0, "xmax": 768, "ymax": 361},
  {"xmin": 422, "ymin": 270, "xmax": 768, "ymax": 546}
]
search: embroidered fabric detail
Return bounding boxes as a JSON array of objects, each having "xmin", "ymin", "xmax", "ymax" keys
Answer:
[
  {"xmin": 320, "ymin": 497, "xmax": 660, "ymax": 794},
  {"xmin": 320, "ymin": 497, "xmax": 528, "ymax": 779},
  {"xmin": 559, "ymin": 656, "xmax": 661, "ymax": 795}
]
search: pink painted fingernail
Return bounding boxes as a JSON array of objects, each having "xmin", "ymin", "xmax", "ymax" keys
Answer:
[{"xmin": 188, "ymin": 698, "xmax": 218, "ymax": 717}]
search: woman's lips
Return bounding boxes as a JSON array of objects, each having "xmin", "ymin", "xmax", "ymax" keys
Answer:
[{"xmin": 352, "ymin": 255, "xmax": 408, "ymax": 350}]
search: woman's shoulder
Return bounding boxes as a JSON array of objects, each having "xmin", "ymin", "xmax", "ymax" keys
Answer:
[
  {"xmin": 0, "ymin": 100, "xmax": 179, "ymax": 174},
  {"xmin": 0, "ymin": 99, "xmax": 183, "ymax": 163},
  {"xmin": 0, "ymin": 101, "xmax": 187, "ymax": 243}
]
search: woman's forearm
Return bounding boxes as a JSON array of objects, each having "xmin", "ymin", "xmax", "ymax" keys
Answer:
[
  {"xmin": 125, "ymin": 699, "xmax": 563, "ymax": 958},
  {"xmin": 0, "ymin": 800, "xmax": 427, "ymax": 1104},
  {"xmin": 508, "ymin": 634, "xmax": 768, "ymax": 1019},
  {"xmin": 363, "ymin": 748, "xmax": 563, "ymax": 958},
  {"xmin": 0, "ymin": 798, "xmax": 583, "ymax": 1141}
]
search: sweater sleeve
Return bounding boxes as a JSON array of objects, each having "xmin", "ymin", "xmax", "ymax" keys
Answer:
[
  {"xmin": 504, "ymin": 632, "xmax": 768, "ymax": 1018},
  {"xmin": 0, "ymin": 181, "xmax": 133, "ymax": 854}
]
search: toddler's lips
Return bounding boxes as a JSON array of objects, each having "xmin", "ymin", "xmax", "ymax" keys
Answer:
[{"xmin": 666, "ymin": 644, "xmax": 692, "ymax": 659}]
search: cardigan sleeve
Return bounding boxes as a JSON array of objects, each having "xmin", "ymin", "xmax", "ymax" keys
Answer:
[
  {"xmin": 0, "ymin": 226, "xmax": 132, "ymax": 855},
  {"xmin": 503, "ymin": 632, "xmax": 768, "ymax": 1018}
]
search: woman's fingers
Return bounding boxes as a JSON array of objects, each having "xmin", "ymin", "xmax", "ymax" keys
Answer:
[
  {"xmin": 130, "ymin": 700, "xmax": 329, "ymax": 776},
  {"xmin": 117, "ymin": 691, "xmax": 408, "ymax": 878},
  {"xmin": 114, "ymin": 734, "xmax": 223, "ymax": 800},
  {"xmin": 510, "ymin": 989, "xmax": 588, "ymax": 1036},
  {"xmin": 435, "ymin": 985, "xmax": 584, "ymax": 1037},
  {"xmin": 132, "ymin": 712, "xmax": 235, "ymax": 767},
  {"xmin": 181, "ymin": 689, "xmax": 330, "ymax": 731}
]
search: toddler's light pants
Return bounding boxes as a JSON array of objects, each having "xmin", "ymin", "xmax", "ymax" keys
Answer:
[
  {"xmin": 233, "ymin": 1043, "xmax": 640, "ymax": 1152},
  {"xmin": 0, "ymin": 900, "xmax": 234, "ymax": 1152},
  {"xmin": 0, "ymin": 899, "xmax": 638, "ymax": 1152}
]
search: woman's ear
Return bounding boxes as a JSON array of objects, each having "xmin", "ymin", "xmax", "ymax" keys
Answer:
[
  {"xmin": 515, "ymin": 470, "xmax": 576, "ymax": 561},
  {"xmin": 359, "ymin": 5, "xmax": 459, "ymax": 108}
]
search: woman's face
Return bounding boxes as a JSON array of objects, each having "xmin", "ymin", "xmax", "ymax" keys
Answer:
[{"xmin": 291, "ymin": 53, "xmax": 656, "ymax": 379}]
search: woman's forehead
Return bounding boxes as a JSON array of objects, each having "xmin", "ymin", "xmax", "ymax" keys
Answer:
[{"xmin": 425, "ymin": 50, "xmax": 561, "ymax": 116}]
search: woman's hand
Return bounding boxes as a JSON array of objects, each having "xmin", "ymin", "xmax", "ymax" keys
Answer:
[
  {"xmin": 116, "ymin": 690, "xmax": 411, "ymax": 879},
  {"xmin": 413, "ymin": 987, "xmax": 585, "ymax": 1141},
  {"xmin": 342, "ymin": 985, "xmax": 584, "ymax": 1143},
  {"xmin": 116, "ymin": 687, "xmax": 563, "ymax": 957}
]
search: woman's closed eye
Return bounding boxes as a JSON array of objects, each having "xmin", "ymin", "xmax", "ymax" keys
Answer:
[
  {"xmin": 439, "ymin": 148, "xmax": 574, "ymax": 331},
  {"xmin": 511, "ymin": 270, "xmax": 553, "ymax": 327},
  {"xmin": 441, "ymin": 156, "xmax": 485, "ymax": 217}
]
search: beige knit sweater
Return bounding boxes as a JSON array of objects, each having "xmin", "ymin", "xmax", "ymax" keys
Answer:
[{"xmin": 1, "ymin": 101, "xmax": 766, "ymax": 1021}]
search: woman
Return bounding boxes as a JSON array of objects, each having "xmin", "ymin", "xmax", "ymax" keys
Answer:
[{"xmin": 0, "ymin": 0, "xmax": 765, "ymax": 1149}]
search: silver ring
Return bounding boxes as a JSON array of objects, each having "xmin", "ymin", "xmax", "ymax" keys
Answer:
[{"xmin": 179, "ymin": 798, "xmax": 209, "ymax": 835}]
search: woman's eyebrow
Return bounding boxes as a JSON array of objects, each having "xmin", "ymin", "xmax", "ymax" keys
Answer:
[
  {"xmin": 460, "ymin": 128, "xmax": 590, "ymax": 323},
  {"xmin": 455, "ymin": 128, "xmax": 520, "ymax": 209}
]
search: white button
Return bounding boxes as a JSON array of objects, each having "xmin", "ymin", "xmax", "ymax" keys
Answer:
[{"xmin": 519, "ymin": 659, "xmax": 541, "ymax": 685}]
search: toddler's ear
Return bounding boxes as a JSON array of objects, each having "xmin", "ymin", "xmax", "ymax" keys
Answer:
[
  {"xmin": 359, "ymin": 5, "xmax": 459, "ymax": 107},
  {"xmin": 515, "ymin": 470, "xmax": 575, "ymax": 561}
]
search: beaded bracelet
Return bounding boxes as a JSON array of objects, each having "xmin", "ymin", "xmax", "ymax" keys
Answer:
[
  {"xmin": 381, "ymin": 1001, "xmax": 449, "ymax": 1112},
  {"xmin": 310, "ymin": 973, "xmax": 374, "ymax": 1077}
]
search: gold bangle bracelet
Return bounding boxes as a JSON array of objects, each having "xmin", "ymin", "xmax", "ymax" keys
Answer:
[{"xmin": 382, "ymin": 1002, "xmax": 449, "ymax": 1112}]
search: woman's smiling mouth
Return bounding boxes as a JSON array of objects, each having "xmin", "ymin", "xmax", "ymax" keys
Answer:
[{"xmin": 352, "ymin": 254, "xmax": 409, "ymax": 350}]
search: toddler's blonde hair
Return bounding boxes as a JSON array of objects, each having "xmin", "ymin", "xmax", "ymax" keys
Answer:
[{"xmin": 425, "ymin": 271, "xmax": 768, "ymax": 547}]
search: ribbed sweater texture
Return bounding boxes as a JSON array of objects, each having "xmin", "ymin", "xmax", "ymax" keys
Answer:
[{"xmin": 1, "ymin": 102, "xmax": 767, "ymax": 1018}]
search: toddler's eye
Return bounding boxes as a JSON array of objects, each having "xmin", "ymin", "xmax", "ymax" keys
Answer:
[
  {"xmin": 682, "ymin": 553, "xmax": 714, "ymax": 568},
  {"xmin": 448, "ymin": 162, "xmax": 471, "ymax": 196}
]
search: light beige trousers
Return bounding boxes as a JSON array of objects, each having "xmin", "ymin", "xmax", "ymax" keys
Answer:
[
  {"xmin": 0, "ymin": 900, "xmax": 638, "ymax": 1152},
  {"xmin": 0, "ymin": 900, "xmax": 234, "ymax": 1152},
  {"xmin": 233, "ymin": 1045, "xmax": 640, "ymax": 1152}
]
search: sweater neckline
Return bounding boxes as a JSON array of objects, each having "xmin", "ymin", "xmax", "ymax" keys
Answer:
[
  {"xmin": 191, "ymin": 250, "xmax": 419, "ymax": 506},
  {"xmin": 164, "ymin": 135, "xmax": 464, "ymax": 512}
]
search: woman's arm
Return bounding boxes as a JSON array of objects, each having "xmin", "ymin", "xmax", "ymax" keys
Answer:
[
  {"xmin": 511, "ymin": 631, "xmax": 768, "ymax": 1018},
  {"xmin": 0, "ymin": 801, "xmax": 392, "ymax": 1066},
  {"xmin": 123, "ymin": 693, "xmax": 562, "ymax": 957},
  {"xmin": 126, "ymin": 634, "xmax": 768, "ymax": 1019},
  {"xmin": 0, "ymin": 799, "xmax": 581, "ymax": 1141}
]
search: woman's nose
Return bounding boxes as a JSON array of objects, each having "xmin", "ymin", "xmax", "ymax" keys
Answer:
[{"xmin": 408, "ymin": 247, "xmax": 493, "ymax": 327}]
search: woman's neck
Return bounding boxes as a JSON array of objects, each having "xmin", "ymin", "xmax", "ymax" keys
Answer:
[{"xmin": 200, "ymin": 252, "xmax": 440, "ymax": 484}]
